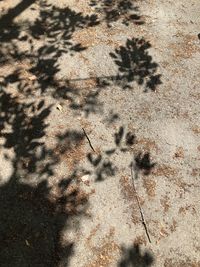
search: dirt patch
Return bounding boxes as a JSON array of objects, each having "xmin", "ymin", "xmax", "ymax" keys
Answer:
[
  {"xmin": 120, "ymin": 176, "xmax": 135, "ymax": 202},
  {"xmin": 173, "ymin": 180, "xmax": 196, "ymax": 198},
  {"xmin": 143, "ymin": 177, "xmax": 156, "ymax": 198},
  {"xmin": 192, "ymin": 126, "xmax": 200, "ymax": 135},
  {"xmin": 134, "ymin": 235, "xmax": 147, "ymax": 246},
  {"xmin": 64, "ymin": 139, "xmax": 86, "ymax": 172},
  {"xmin": 178, "ymin": 205, "xmax": 196, "ymax": 216},
  {"xmin": 160, "ymin": 195, "xmax": 170, "ymax": 213},
  {"xmin": 173, "ymin": 147, "xmax": 184, "ymax": 159},
  {"xmin": 152, "ymin": 164, "xmax": 178, "ymax": 178},
  {"xmin": 73, "ymin": 25, "xmax": 126, "ymax": 48},
  {"xmin": 86, "ymin": 223, "xmax": 101, "ymax": 249},
  {"xmin": 120, "ymin": 176, "xmax": 141, "ymax": 224},
  {"xmin": 164, "ymin": 258, "xmax": 200, "ymax": 267},
  {"xmin": 191, "ymin": 168, "xmax": 200, "ymax": 177},
  {"xmin": 169, "ymin": 34, "xmax": 200, "ymax": 59},
  {"xmin": 51, "ymin": 181, "xmax": 92, "ymax": 215},
  {"xmin": 54, "ymin": 135, "xmax": 86, "ymax": 173},
  {"xmin": 84, "ymin": 228, "xmax": 119, "ymax": 267},
  {"xmin": 135, "ymin": 107, "xmax": 151, "ymax": 120},
  {"xmin": 150, "ymin": 219, "xmax": 169, "ymax": 241},
  {"xmin": 136, "ymin": 138, "xmax": 159, "ymax": 153},
  {"xmin": 85, "ymin": 241, "xmax": 119, "ymax": 267},
  {"xmin": 169, "ymin": 219, "xmax": 178, "ymax": 233}
]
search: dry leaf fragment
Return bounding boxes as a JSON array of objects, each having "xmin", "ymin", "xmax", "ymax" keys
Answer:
[
  {"xmin": 28, "ymin": 74, "xmax": 37, "ymax": 81},
  {"xmin": 25, "ymin": 240, "xmax": 30, "ymax": 246},
  {"xmin": 160, "ymin": 227, "xmax": 168, "ymax": 237}
]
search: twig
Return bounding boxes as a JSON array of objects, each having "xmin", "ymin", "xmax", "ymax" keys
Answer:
[
  {"xmin": 82, "ymin": 128, "xmax": 95, "ymax": 152},
  {"xmin": 130, "ymin": 163, "xmax": 152, "ymax": 243}
]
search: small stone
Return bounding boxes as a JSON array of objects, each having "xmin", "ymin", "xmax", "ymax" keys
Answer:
[{"xmin": 81, "ymin": 174, "xmax": 90, "ymax": 182}]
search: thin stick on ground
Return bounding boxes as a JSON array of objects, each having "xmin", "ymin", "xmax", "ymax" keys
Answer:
[
  {"xmin": 130, "ymin": 163, "xmax": 152, "ymax": 243},
  {"xmin": 82, "ymin": 128, "xmax": 95, "ymax": 152}
]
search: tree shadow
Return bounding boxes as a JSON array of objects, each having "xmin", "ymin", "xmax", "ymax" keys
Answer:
[
  {"xmin": 0, "ymin": 0, "xmax": 99, "ymax": 97},
  {"xmin": 80, "ymin": 127, "xmax": 156, "ymax": 182},
  {"xmin": 90, "ymin": 0, "xmax": 144, "ymax": 27},
  {"xmin": 109, "ymin": 38, "xmax": 162, "ymax": 91},
  {"xmin": 0, "ymin": 2, "xmax": 159, "ymax": 265},
  {"xmin": 63, "ymin": 37, "xmax": 162, "ymax": 116},
  {"xmin": 0, "ymin": 2, "xmax": 101, "ymax": 263},
  {"xmin": 27, "ymin": 1, "xmax": 99, "ymax": 93},
  {"xmin": 0, "ymin": 1, "xmax": 161, "ymax": 118},
  {"xmin": 118, "ymin": 244, "xmax": 154, "ymax": 267},
  {"xmin": 0, "ymin": 89, "xmax": 88, "ymax": 266}
]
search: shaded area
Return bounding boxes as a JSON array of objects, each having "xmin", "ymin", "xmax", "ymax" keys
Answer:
[
  {"xmin": 28, "ymin": 1, "xmax": 99, "ymax": 93},
  {"xmin": 0, "ymin": 0, "xmax": 161, "ymax": 117},
  {"xmin": 0, "ymin": 180, "xmax": 73, "ymax": 267},
  {"xmin": 90, "ymin": 0, "xmax": 144, "ymax": 27},
  {"xmin": 0, "ymin": 2, "xmax": 107, "ymax": 264},
  {"xmin": 0, "ymin": 0, "xmax": 36, "ymax": 26},
  {"xmin": 0, "ymin": 89, "xmax": 88, "ymax": 266},
  {"xmin": 0, "ymin": 1, "xmax": 159, "ymax": 266},
  {"xmin": 0, "ymin": 0, "xmax": 36, "ymax": 42},
  {"xmin": 0, "ymin": 0, "xmax": 99, "ymax": 96},
  {"xmin": 0, "ymin": 178, "xmax": 88, "ymax": 266},
  {"xmin": 118, "ymin": 244, "xmax": 154, "ymax": 267}
]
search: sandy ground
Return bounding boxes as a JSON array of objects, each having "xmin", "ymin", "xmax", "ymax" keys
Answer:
[{"xmin": 0, "ymin": 0, "xmax": 200, "ymax": 266}]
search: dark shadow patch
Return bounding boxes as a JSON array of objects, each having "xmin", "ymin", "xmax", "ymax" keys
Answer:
[
  {"xmin": 109, "ymin": 38, "xmax": 162, "ymax": 91},
  {"xmin": 134, "ymin": 152, "xmax": 156, "ymax": 175},
  {"xmin": 118, "ymin": 244, "xmax": 154, "ymax": 267}
]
